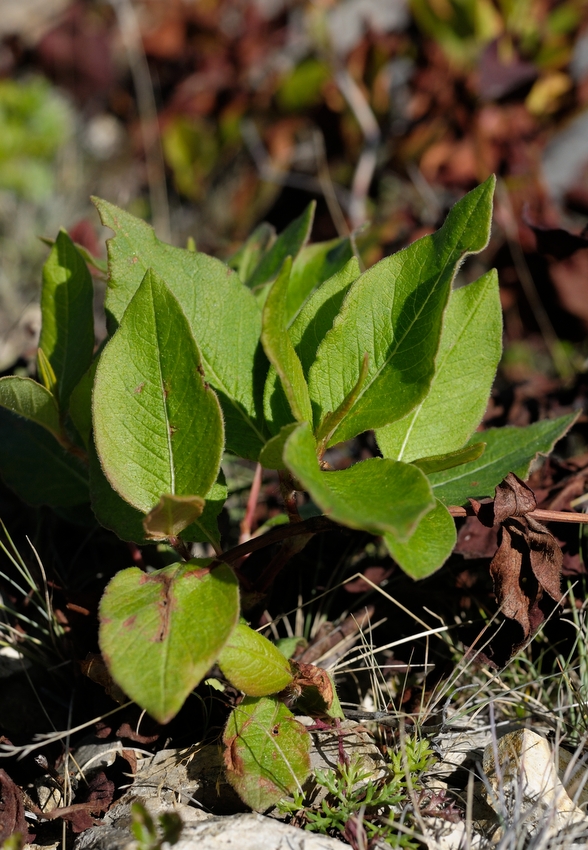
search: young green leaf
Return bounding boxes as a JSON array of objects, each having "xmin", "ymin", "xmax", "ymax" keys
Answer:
[
  {"xmin": 261, "ymin": 258, "xmax": 313, "ymax": 424},
  {"xmin": 377, "ymin": 269, "xmax": 502, "ymax": 461},
  {"xmin": 218, "ymin": 623, "xmax": 294, "ymax": 696},
  {"xmin": 0, "ymin": 407, "xmax": 88, "ymax": 506},
  {"xmin": 68, "ymin": 358, "xmax": 99, "ymax": 448},
  {"xmin": 36, "ymin": 347, "xmax": 58, "ymax": 398},
  {"xmin": 284, "ymin": 422, "xmax": 435, "ymax": 541},
  {"xmin": 90, "ymin": 445, "xmax": 226, "ymax": 547},
  {"xmin": 308, "ymin": 177, "xmax": 496, "ymax": 445},
  {"xmin": 99, "ymin": 559, "xmax": 239, "ymax": 723},
  {"xmin": 429, "ymin": 413, "xmax": 577, "ymax": 505},
  {"xmin": 143, "ymin": 494, "xmax": 205, "ymax": 541},
  {"xmin": 264, "ymin": 257, "xmax": 360, "ymax": 434},
  {"xmin": 259, "ymin": 423, "xmax": 299, "ymax": 470},
  {"xmin": 223, "ymin": 696, "xmax": 311, "ymax": 811},
  {"xmin": 384, "ymin": 499, "xmax": 457, "ymax": 579},
  {"xmin": 93, "ymin": 198, "xmax": 267, "ymax": 460},
  {"xmin": 181, "ymin": 476, "xmax": 228, "ymax": 548},
  {"xmin": 93, "ymin": 269, "xmax": 224, "ymax": 513},
  {"xmin": 286, "ymin": 236, "xmax": 354, "ymax": 321},
  {"xmin": 247, "ymin": 202, "xmax": 315, "ymax": 292},
  {"xmin": 39, "ymin": 229, "xmax": 94, "ymax": 409},
  {"xmin": 0, "ymin": 376, "xmax": 61, "ymax": 440},
  {"xmin": 228, "ymin": 222, "xmax": 275, "ymax": 284},
  {"xmin": 411, "ymin": 442, "xmax": 486, "ymax": 475}
]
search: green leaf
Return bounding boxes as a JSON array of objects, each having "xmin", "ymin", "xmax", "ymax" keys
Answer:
[
  {"xmin": 264, "ymin": 257, "xmax": 360, "ymax": 434},
  {"xmin": 218, "ymin": 623, "xmax": 294, "ymax": 696},
  {"xmin": 90, "ymin": 445, "xmax": 226, "ymax": 547},
  {"xmin": 261, "ymin": 258, "xmax": 313, "ymax": 424},
  {"xmin": 223, "ymin": 696, "xmax": 311, "ymax": 811},
  {"xmin": 99, "ymin": 559, "xmax": 239, "ymax": 723},
  {"xmin": 308, "ymin": 177, "xmax": 496, "ymax": 445},
  {"xmin": 247, "ymin": 202, "xmax": 315, "ymax": 292},
  {"xmin": 284, "ymin": 422, "xmax": 435, "ymax": 541},
  {"xmin": 68, "ymin": 358, "xmax": 99, "ymax": 448},
  {"xmin": 384, "ymin": 499, "xmax": 457, "ymax": 579},
  {"xmin": 93, "ymin": 269, "xmax": 224, "ymax": 513},
  {"xmin": 429, "ymin": 413, "xmax": 577, "ymax": 505},
  {"xmin": 181, "ymin": 475, "xmax": 228, "ymax": 548},
  {"xmin": 0, "ymin": 407, "xmax": 88, "ymax": 507},
  {"xmin": 259, "ymin": 423, "xmax": 299, "ymax": 470},
  {"xmin": 89, "ymin": 442, "xmax": 150, "ymax": 543},
  {"xmin": 39, "ymin": 229, "xmax": 94, "ymax": 409},
  {"xmin": 143, "ymin": 494, "xmax": 205, "ymax": 541},
  {"xmin": 93, "ymin": 197, "xmax": 266, "ymax": 460},
  {"xmin": 412, "ymin": 442, "xmax": 486, "ymax": 475},
  {"xmin": 377, "ymin": 269, "xmax": 502, "ymax": 461},
  {"xmin": 36, "ymin": 347, "xmax": 58, "ymax": 397},
  {"xmin": 315, "ymin": 352, "xmax": 369, "ymax": 450},
  {"xmin": 0, "ymin": 376, "xmax": 61, "ymax": 440},
  {"xmin": 286, "ymin": 237, "xmax": 354, "ymax": 321},
  {"xmin": 228, "ymin": 222, "xmax": 275, "ymax": 284}
]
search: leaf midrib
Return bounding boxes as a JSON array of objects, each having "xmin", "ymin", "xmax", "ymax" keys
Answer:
[{"xmin": 328, "ymin": 196, "xmax": 486, "ymax": 436}]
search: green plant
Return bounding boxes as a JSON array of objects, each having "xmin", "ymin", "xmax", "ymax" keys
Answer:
[
  {"xmin": 0, "ymin": 176, "xmax": 575, "ymax": 809},
  {"xmin": 131, "ymin": 801, "xmax": 182, "ymax": 850},
  {"xmin": 279, "ymin": 737, "xmax": 435, "ymax": 848},
  {"xmin": 0, "ymin": 76, "xmax": 72, "ymax": 201}
]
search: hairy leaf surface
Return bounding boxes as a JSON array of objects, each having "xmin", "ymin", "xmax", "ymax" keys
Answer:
[
  {"xmin": 39, "ymin": 230, "xmax": 94, "ymax": 409},
  {"xmin": 377, "ymin": 270, "xmax": 501, "ymax": 461},
  {"xmin": 384, "ymin": 499, "xmax": 456, "ymax": 579},
  {"xmin": 247, "ymin": 202, "xmax": 314, "ymax": 292},
  {"xmin": 264, "ymin": 258, "xmax": 360, "ymax": 434},
  {"xmin": 93, "ymin": 269, "xmax": 224, "ymax": 513},
  {"xmin": 284, "ymin": 422, "xmax": 435, "ymax": 541},
  {"xmin": 93, "ymin": 198, "xmax": 266, "ymax": 459},
  {"xmin": 430, "ymin": 414, "xmax": 577, "ymax": 504},
  {"xmin": 218, "ymin": 623, "xmax": 294, "ymax": 696},
  {"xmin": 261, "ymin": 258, "xmax": 312, "ymax": 424},
  {"xmin": 308, "ymin": 177, "xmax": 495, "ymax": 444},
  {"xmin": 0, "ymin": 377, "xmax": 61, "ymax": 440},
  {"xmin": 99, "ymin": 560, "xmax": 239, "ymax": 723},
  {"xmin": 223, "ymin": 697, "xmax": 311, "ymax": 811},
  {"xmin": 286, "ymin": 236, "xmax": 353, "ymax": 320}
]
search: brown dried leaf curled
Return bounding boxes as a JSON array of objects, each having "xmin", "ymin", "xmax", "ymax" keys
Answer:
[{"xmin": 490, "ymin": 514, "xmax": 562, "ymax": 649}]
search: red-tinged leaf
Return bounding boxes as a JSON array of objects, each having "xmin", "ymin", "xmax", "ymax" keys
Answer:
[{"xmin": 0, "ymin": 769, "xmax": 27, "ymax": 842}]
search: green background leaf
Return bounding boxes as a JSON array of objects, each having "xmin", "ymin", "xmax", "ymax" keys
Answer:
[
  {"xmin": 264, "ymin": 257, "xmax": 360, "ymax": 435},
  {"xmin": 93, "ymin": 197, "xmax": 266, "ymax": 460},
  {"xmin": 99, "ymin": 560, "xmax": 239, "ymax": 723},
  {"xmin": 218, "ymin": 623, "xmax": 294, "ymax": 696},
  {"xmin": 286, "ymin": 237, "xmax": 353, "ymax": 321},
  {"xmin": 39, "ymin": 229, "xmax": 94, "ymax": 409},
  {"xmin": 0, "ymin": 376, "xmax": 61, "ymax": 440},
  {"xmin": 284, "ymin": 423, "xmax": 435, "ymax": 540},
  {"xmin": 377, "ymin": 269, "xmax": 501, "ymax": 461},
  {"xmin": 247, "ymin": 202, "xmax": 314, "ymax": 292},
  {"xmin": 429, "ymin": 413, "xmax": 577, "ymax": 504},
  {"xmin": 0, "ymin": 407, "xmax": 88, "ymax": 506},
  {"xmin": 261, "ymin": 258, "xmax": 312, "ymax": 424},
  {"xmin": 223, "ymin": 696, "xmax": 311, "ymax": 811},
  {"xmin": 308, "ymin": 177, "xmax": 495, "ymax": 445},
  {"xmin": 384, "ymin": 499, "xmax": 457, "ymax": 579},
  {"xmin": 93, "ymin": 269, "xmax": 224, "ymax": 513}
]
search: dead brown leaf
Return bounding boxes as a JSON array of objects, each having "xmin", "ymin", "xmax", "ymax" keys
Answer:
[{"xmin": 0, "ymin": 769, "xmax": 27, "ymax": 841}]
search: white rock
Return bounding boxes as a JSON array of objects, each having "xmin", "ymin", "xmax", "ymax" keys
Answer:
[{"xmin": 482, "ymin": 729, "xmax": 588, "ymax": 836}]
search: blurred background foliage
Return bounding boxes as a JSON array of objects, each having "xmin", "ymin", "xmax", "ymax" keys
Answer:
[{"xmin": 1, "ymin": 0, "xmax": 588, "ymax": 379}]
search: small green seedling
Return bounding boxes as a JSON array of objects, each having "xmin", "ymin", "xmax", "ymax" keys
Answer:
[{"xmin": 0, "ymin": 177, "xmax": 575, "ymax": 808}]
